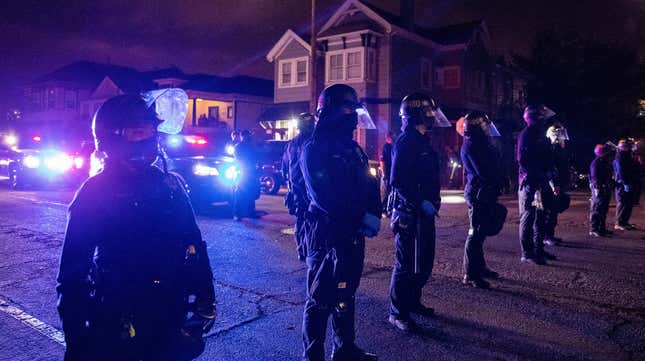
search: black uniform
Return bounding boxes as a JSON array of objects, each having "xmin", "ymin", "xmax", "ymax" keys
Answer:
[
  {"xmin": 300, "ymin": 130, "xmax": 380, "ymax": 360},
  {"xmin": 544, "ymin": 144, "xmax": 569, "ymax": 241},
  {"xmin": 284, "ymin": 132, "xmax": 312, "ymax": 260},
  {"xmin": 56, "ymin": 164, "xmax": 215, "ymax": 361},
  {"xmin": 517, "ymin": 125, "xmax": 556, "ymax": 260},
  {"xmin": 234, "ymin": 139, "xmax": 260, "ymax": 218},
  {"xmin": 461, "ymin": 137, "xmax": 503, "ymax": 278},
  {"xmin": 389, "ymin": 128, "xmax": 441, "ymax": 321},
  {"xmin": 589, "ymin": 154, "xmax": 614, "ymax": 233},
  {"xmin": 380, "ymin": 142, "xmax": 393, "ymax": 203},
  {"xmin": 614, "ymin": 150, "xmax": 637, "ymax": 227}
]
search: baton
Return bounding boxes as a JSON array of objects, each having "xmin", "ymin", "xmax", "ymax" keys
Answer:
[{"xmin": 414, "ymin": 212, "xmax": 422, "ymax": 275}]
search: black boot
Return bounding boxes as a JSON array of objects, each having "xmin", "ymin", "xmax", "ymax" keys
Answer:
[{"xmin": 331, "ymin": 346, "xmax": 378, "ymax": 361}]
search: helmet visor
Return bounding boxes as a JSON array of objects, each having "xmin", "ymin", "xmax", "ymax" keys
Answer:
[
  {"xmin": 488, "ymin": 121, "xmax": 501, "ymax": 137},
  {"xmin": 431, "ymin": 107, "xmax": 452, "ymax": 128},
  {"xmin": 142, "ymin": 88, "xmax": 189, "ymax": 135},
  {"xmin": 355, "ymin": 105, "xmax": 376, "ymax": 129}
]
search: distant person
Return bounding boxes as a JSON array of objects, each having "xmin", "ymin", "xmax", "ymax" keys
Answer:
[
  {"xmin": 614, "ymin": 138, "xmax": 638, "ymax": 230},
  {"xmin": 57, "ymin": 93, "xmax": 215, "ymax": 361},
  {"xmin": 589, "ymin": 144, "xmax": 615, "ymax": 237},
  {"xmin": 544, "ymin": 123, "xmax": 571, "ymax": 246},
  {"xmin": 380, "ymin": 131, "xmax": 395, "ymax": 213},
  {"xmin": 283, "ymin": 112, "xmax": 315, "ymax": 260},
  {"xmin": 517, "ymin": 105, "xmax": 558, "ymax": 265},
  {"xmin": 233, "ymin": 130, "xmax": 260, "ymax": 220}
]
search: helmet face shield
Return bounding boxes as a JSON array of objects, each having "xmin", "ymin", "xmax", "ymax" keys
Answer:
[
  {"xmin": 487, "ymin": 121, "xmax": 501, "ymax": 137},
  {"xmin": 431, "ymin": 107, "xmax": 451, "ymax": 128},
  {"xmin": 355, "ymin": 105, "xmax": 376, "ymax": 129},
  {"xmin": 142, "ymin": 88, "xmax": 189, "ymax": 135}
]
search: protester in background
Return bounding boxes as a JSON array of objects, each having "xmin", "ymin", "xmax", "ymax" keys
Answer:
[
  {"xmin": 233, "ymin": 130, "xmax": 260, "ymax": 220},
  {"xmin": 544, "ymin": 123, "xmax": 571, "ymax": 246},
  {"xmin": 614, "ymin": 138, "xmax": 638, "ymax": 230},
  {"xmin": 380, "ymin": 131, "xmax": 395, "ymax": 214},
  {"xmin": 589, "ymin": 143, "xmax": 615, "ymax": 237}
]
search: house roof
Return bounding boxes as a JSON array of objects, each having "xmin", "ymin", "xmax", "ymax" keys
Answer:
[
  {"xmin": 34, "ymin": 61, "xmax": 273, "ymax": 98},
  {"xmin": 181, "ymin": 74, "xmax": 273, "ymax": 98},
  {"xmin": 266, "ymin": 29, "xmax": 311, "ymax": 62},
  {"xmin": 34, "ymin": 61, "xmax": 153, "ymax": 92},
  {"xmin": 258, "ymin": 101, "xmax": 309, "ymax": 122}
]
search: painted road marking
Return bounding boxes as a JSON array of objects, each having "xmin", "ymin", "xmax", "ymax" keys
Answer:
[{"xmin": 0, "ymin": 297, "xmax": 66, "ymax": 346}]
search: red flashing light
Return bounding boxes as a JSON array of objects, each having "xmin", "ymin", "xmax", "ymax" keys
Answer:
[
  {"xmin": 185, "ymin": 136, "xmax": 207, "ymax": 145},
  {"xmin": 32, "ymin": 135, "xmax": 42, "ymax": 142}
]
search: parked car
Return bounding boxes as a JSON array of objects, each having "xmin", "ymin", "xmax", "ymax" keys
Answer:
[
  {"xmin": 0, "ymin": 133, "xmax": 88, "ymax": 189},
  {"xmin": 162, "ymin": 133, "xmax": 240, "ymax": 210},
  {"xmin": 257, "ymin": 140, "xmax": 287, "ymax": 195}
]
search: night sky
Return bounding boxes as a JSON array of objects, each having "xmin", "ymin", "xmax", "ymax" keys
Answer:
[{"xmin": 1, "ymin": 0, "xmax": 643, "ymax": 110}]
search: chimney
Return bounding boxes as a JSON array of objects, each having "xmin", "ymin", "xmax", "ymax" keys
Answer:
[{"xmin": 400, "ymin": 0, "xmax": 415, "ymax": 31}]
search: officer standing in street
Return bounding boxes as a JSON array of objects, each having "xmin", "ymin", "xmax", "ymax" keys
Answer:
[
  {"xmin": 234, "ymin": 130, "xmax": 260, "ymax": 220},
  {"xmin": 589, "ymin": 143, "xmax": 615, "ymax": 237},
  {"xmin": 56, "ymin": 91, "xmax": 216, "ymax": 361},
  {"xmin": 388, "ymin": 93, "xmax": 450, "ymax": 331},
  {"xmin": 380, "ymin": 131, "xmax": 395, "ymax": 214},
  {"xmin": 614, "ymin": 138, "xmax": 638, "ymax": 230},
  {"xmin": 300, "ymin": 84, "xmax": 381, "ymax": 361},
  {"xmin": 544, "ymin": 123, "xmax": 571, "ymax": 246},
  {"xmin": 460, "ymin": 112, "xmax": 505, "ymax": 289},
  {"xmin": 517, "ymin": 104, "xmax": 558, "ymax": 265},
  {"xmin": 283, "ymin": 112, "xmax": 315, "ymax": 261}
]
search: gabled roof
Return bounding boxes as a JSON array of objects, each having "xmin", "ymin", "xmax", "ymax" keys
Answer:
[
  {"xmin": 315, "ymin": 0, "xmax": 482, "ymax": 47},
  {"xmin": 266, "ymin": 29, "xmax": 311, "ymax": 62},
  {"xmin": 143, "ymin": 66, "xmax": 187, "ymax": 80},
  {"xmin": 34, "ymin": 61, "xmax": 151, "ymax": 91}
]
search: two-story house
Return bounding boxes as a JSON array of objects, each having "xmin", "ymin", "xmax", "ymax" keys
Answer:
[
  {"xmin": 266, "ymin": 0, "xmax": 496, "ymax": 159},
  {"xmin": 20, "ymin": 61, "xmax": 273, "ymax": 140}
]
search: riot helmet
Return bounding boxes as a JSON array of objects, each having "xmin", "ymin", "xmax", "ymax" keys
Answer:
[
  {"xmin": 594, "ymin": 143, "xmax": 615, "ymax": 157},
  {"xmin": 523, "ymin": 104, "xmax": 555, "ymax": 126},
  {"xmin": 546, "ymin": 123, "xmax": 569, "ymax": 147},
  {"xmin": 617, "ymin": 138, "xmax": 634, "ymax": 152},
  {"xmin": 399, "ymin": 93, "xmax": 451, "ymax": 131},
  {"xmin": 315, "ymin": 84, "xmax": 375, "ymax": 138},
  {"xmin": 463, "ymin": 111, "xmax": 500, "ymax": 138},
  {"xmin": 92, "ymin": 88, "xmax": 188, "ymax": 170}
]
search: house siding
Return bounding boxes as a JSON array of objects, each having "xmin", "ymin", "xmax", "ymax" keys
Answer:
[{"xmin": 275, "ymin": 40, "xmax": 311, "ymax": 104}]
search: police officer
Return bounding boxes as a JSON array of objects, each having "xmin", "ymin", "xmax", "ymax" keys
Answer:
[
  {"xmin": 544, "ymin": 123, "xmax": 570, "ymax": 246},
  {"xmin": 56, "ymin": 92, "xmax": 216, "ymax": 361},
  {"xmin": 300, "ymin": 84, "xmax": 380, "ymax": 361},
  {"xmin": 388, "ymin": 93, "xmax": 450, "ymax": 331},
  {"xmin": 517, "ymin": 104, "xmax": 558, "ymax": 265},
  {"xmin": 234, "ymin": 130, "xmax": 260, "ymax": 220},
  {"xmin": 614, "ymin": 138, "xmax": 637, "ymax": 230},
  {"xmin": 460, "ymin": 111, "xmax": 504, "ymax": 289},
  {"xmin": 589, "ymin": 144, "xmax": 615, "ymax": 237},
  {"xmin": 283, "ymin": 112, "xmax": 315, "ymax": 260}
]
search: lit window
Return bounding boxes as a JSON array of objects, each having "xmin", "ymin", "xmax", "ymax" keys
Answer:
[
  {"xmin": 227, "ymin": 106, "xmax": 233, "ymax": 119},
  {"xmin": 442, "ymin": 66, "xmax": 461, "ymax": 89},
  {"xmin": 296, "ymin": 60, "xmax": 307, "ymax": 84},
  {"xmin": 346, "ymin": 51, "xmax": 362, "ymax": 79},
  {"xmin": 281, "ymin": 62, "xmax": 292, "ymax": 86},
  {"xmin": 329, "ymin": 54, "xmax": 344, "ymax": 81}
]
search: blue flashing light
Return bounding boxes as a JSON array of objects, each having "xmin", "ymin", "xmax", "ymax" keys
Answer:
[
  {"xmin": 222, "ymin": 164, "xmax": 239, "ymax": 184},
  {"xmin": 168, "ymin": 135, "xmax": 182, "ymax": 147}
]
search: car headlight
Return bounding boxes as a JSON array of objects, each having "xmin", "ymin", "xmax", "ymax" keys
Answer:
[
  {"xmin": 193, "ymin": 164, "xmax": 219, "ymax": 176},
  {"xmin": 24, "ymin": 155, "xmax": 41, "ymax": 168},
  {"xmin": 225, "ymin": 145, "xmax": 235, "ymax": 155},
  {"xmin": 224, "ymin": 165, "xmax": 239, "ymax": 180},
  {"xmin": 43, "ymin": 153, "xmax": 73, "ymax": 172}
]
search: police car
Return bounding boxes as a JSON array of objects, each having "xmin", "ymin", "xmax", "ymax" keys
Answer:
[
  {"xmin": 0, "ymin": 133, "xmax": 88, "ymax": 189},
  {"xmin": 162, "ymin": 133, "xmax": 240, "ymax": 209}
]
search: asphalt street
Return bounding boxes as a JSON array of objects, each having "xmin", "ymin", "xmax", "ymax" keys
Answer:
[{"xmin": 0, "ymin": 183, "xmax": 644, "ymax": 361}]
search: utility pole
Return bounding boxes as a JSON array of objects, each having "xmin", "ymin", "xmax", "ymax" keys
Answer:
[{"xmin": 310, "ymin": 0, "xmax": 317, "ymax": 114}]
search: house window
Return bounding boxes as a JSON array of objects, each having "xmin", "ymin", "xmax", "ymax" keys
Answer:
[
  {"xmin": 296, "ymin": 60, "xmax": 307, "ymax": 83},
  {"xmin": 326, "ymin": 48, "xmax": 365, "ymax": 83},
  {"xmin": 443, "ymin": 66, "xmax": 461, "ymax": 89},
  {"xmin": 421, "ymin": 58, "xmax": 432, "ymax": 89},
  {"xmin": 227, "ymin": 106, "xmax": 233, "ymax": 119},
  {"xmin": 329, "ymin": 54, "xmax": 344, "ymax": 81},
  {"xmin": 281, "ymin": 62, "xmax": 292, "ymax": 86},
  {"xmin": 64, "ymin": 90, "xmax": 77, "ymax": 110},
  {"xmin": 278, "ymin": 57, "xmax": 309, "ymax": 88},
  {"xmin": 47, "ymin": 88, "xmax": 56, "ymax": 109}
]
